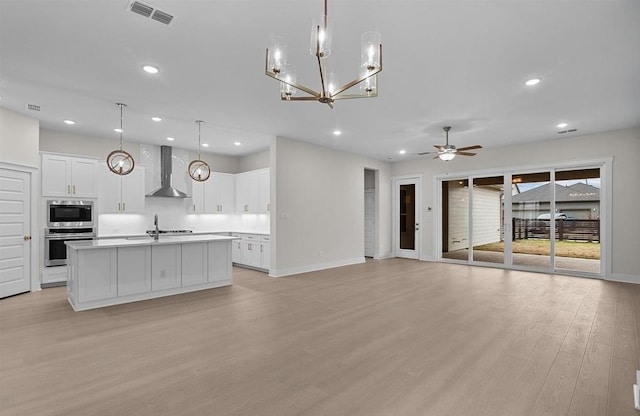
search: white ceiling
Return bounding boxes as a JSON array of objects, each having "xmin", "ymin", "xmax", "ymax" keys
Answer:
[{"xmin": 1, "ymin": 0, "xmax": 639, "ymax": 161}]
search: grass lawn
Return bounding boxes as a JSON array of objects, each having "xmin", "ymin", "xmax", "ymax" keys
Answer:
[{"xmin": 474, "ymin": 239, "xmax": 600, "ymax": 260}]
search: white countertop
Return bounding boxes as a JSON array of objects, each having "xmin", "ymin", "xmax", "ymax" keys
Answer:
[
  {"xmin": 66, "ymin": 234, "xmax": 239, "ymax": 250},
  {"xmin": 97, "ymin": 231, "xmax": 269, "ymax": 239}
]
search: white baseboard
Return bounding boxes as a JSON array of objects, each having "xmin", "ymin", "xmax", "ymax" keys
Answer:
[
  {"xmin": 607, "ymin": 273, "xmax": 640, "ymax": 285},
  {"xmin": 635, "ymin": 371, "xmax": 640, "ymax": 410},
  {"xmin": 270, "ymin": 257, "xmax": 365, "ymax": 278},
  {"xmin": 373, "ymin": 252, "xmax": 394, "ymax": 260}
]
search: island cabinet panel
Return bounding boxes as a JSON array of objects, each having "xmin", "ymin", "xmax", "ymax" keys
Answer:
[
  {"xmin": 78, "ymin": 248, "xmax": 117, "ymax": 302},
  {"xmin": 151, "ymin": 245, "xmax": 182, "ymax": 291},
  {"xmin": 182, "ymin": 243, "xmax": 208, "ymax": 287},
  {"xmin": 208, "ymin": 241, "xmax": 231, "ymax": 283},
  {"xmin": 117, "ymin": 246, "xmax": 151, "ymax": 296}
]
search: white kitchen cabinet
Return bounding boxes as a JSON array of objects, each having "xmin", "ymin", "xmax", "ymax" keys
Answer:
[
  {"xmin": 258, "ymin": 169, "xmax": 270, "ymax": 213},
  {"xmin": 117, "ymin": 246, "xmax": 151, "ymax": 296},
  {"xmin": 75, "ymin": 247, "xmax": 117, "ymax": 302},
  {"xmin": 208, "ymin": 241, "xmax": 231, "ymax": 283},
  {"xmin": 151, "ymin": 245, "xmax": 182, "ymax": 291},
  {"xmin": 98, "ymin": 166, "xmax": 145, "ymax": 213},
  {"xmin": 42, "ymin": 154, "xmax": 98, "ymax": 198},
  {"xmin": 182, "ymin": 243, "xmax": 208, "ymax": 286},
  {"xmin": 236, "ymin": 169, "xmax": 269, "ymax": 214},
  {"xmin": 234, "ymin": 234, "xmax": 270, "ymax": 271},
  {"xmin": 189, "ymin": 173, "xmax": 234, "ymax": 214},
  {"xmin": 231, "ymin": 237, "xmax": 242, "ymax": 262}
]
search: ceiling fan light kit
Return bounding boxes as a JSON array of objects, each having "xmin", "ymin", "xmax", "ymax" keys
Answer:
[
  {"xmin": 417, "ymin": 126, "xmax": 483, "ymax": 162},
  {"xmin": 265, "ymin": 0, "xmax": 382, "ymax": 108}
]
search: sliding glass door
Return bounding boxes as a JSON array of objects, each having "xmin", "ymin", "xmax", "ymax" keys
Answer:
[{"xmin": 440, "ymin": 165, "xmax": 603, "ymax": 277}]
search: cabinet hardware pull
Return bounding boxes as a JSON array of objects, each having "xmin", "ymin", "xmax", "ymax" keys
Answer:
[
  {"xmin": 118, "ymin": 202, "xmax": 121, "ymax": 211},
  {"xmin": 267, "ymin": 203, "xmax": 270, "ymax": 211},
  {"xmin": 68, "ymin": 185, "xmax": 71, "ymax": 194},
  {"xmin": 73, "ymin": 185, "xmax": 76, "ymax": 194},
  {"xmin": 122, "ymin": 203, "xmax": 125, "ymax": 211},
  {"xmin": 193, "ymin": 204, "xmax": 196, "ymax": 212},
  {"xmin": 260, "ymin": 245, "xmax": 263, "ymax": 253}
]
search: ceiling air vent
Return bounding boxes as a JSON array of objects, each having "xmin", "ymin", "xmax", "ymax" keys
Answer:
[
  {"xmin": 557, "ymin": 129, "xmax": 578, "ymax": 134},
  {"xmin": 151, "ymin": 10, "xmax": 173, "ymax": 25},
  {"xmin": 26, "ymin": 104, "xmax": 40, "ymax": 111},
  {"xmin": 130, "ymin": 1, "xmax": 153, "ymax": 18},
  {"xmin": 127, "ymin": 1, "xmax": 173, "ymax": 25}
]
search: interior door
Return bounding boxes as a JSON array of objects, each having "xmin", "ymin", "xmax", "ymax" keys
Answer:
[
  {"xmin": 0, "ymin": 168, "xmax": 31, "ymax": 298},
  {"xmin": 394, "ymin": 177, "xmax": 421, "ymax": 259}
]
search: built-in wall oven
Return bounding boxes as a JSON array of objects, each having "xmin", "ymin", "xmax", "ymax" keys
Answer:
[{"xmin": 45, "ymin": 200, "xmax": 95, "ymax": 267}]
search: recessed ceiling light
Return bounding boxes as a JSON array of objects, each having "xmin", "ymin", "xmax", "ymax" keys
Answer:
[
  {"xmin": 114, "ymin": 128, "xmax": 123, "ymax": 133},
  {"xmin": 166, "ymin": 137, "xmax": 175, "ymax": 141},
  {"xmin": 142, "ymin": 65, "xmax": 159, "ymax": 74},
  {"xmin": 556, "ymin": 122, "xmax": 568, "ymax": 128},
  {"xmin": 333, "ymin": 130, "xmax": 342, "ymax": 136},
  {"xmin": 399, "ymin": 149, "xmax": 406, "ymax": 155},
  {"xmin": 524, "ymin": 78, "xmax": 541, "ymax": 86},
  {"xmin": 234, "ymin": 142, "xmax": 242, "ymax": 146},
  {"xmin": 202, "ymin": 143, "xmax": 209, "ymax": 147},
  {"xmin": 63, "ymin": 120, "xmax": 76, "ymax": 125},
  {"xmin": 151, "ymin": 116, "xmax": 162, "ymax": 122}
]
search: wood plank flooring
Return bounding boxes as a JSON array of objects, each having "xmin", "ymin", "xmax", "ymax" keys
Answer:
[{"xmin": 1, "ymin": 259, "xmax": 639, "ymax": 416}]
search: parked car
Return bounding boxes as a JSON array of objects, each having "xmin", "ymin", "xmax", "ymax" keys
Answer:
[{"xmin": 536, "ymin": 212, "xmax": 573, "ymax": 220}]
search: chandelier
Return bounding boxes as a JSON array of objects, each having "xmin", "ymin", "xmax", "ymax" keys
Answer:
[
  {"xmin": 265, "ymin": 0, "xmax": 382, "ymax": 108},
  {"xmin": 188, "ymin": 120, "xmax": 211, "ymax": 182},
  {"xmin": 106, "ymin": 103, "xmax": 135, "ymax": 175}
]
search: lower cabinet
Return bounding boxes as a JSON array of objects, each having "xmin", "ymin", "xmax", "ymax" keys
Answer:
[
  {"xmin": 67, "ymin": 240, "xmax": 234, "ymax": 311},
  {"xmin": 118, "ymin": 246, "xmax": 151, "ymax": 296},
  {"xmin": 233, "ymin": 234, "xmax": 270, "ymax": 271},
  {"xmin": 152, "ymin": 245, "xmax": 182, "ymax": 291}
]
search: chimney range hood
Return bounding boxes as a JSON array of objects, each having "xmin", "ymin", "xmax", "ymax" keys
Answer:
[{"xmin": 146, "ymin": 145, "xmax": 189, "ymax": 198}]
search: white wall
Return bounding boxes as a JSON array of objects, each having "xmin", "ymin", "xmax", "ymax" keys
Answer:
[
  {"xmin": 238, "ymin": 150, "xmax": 270, "ymax": 172},
  {"xmin": 271, "ymin": 137, "xmax": 391, "ymax": 277},
  {"xmin": 391, "ymin": 127, "xmax": 640, "ymax": 282},
  {"xmin": 0, "ymin": 107, "xmax": 39, "ymax": 167}
]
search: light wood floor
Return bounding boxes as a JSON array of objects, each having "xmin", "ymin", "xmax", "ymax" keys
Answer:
[{"xmin": 1, "ymin": 259, "xmax": 639, "ymax": 416}]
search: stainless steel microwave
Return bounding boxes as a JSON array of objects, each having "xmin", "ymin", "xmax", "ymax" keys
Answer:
[{"xmin": 47, "ymin": 200, "xmax": 94, "ymax": 228}]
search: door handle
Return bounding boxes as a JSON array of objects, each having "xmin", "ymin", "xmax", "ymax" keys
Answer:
[{"xmin": 23, "ymin": 235, "xmax": 32, "ymax": 241}]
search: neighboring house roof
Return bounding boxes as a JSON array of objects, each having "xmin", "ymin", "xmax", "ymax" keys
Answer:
[{"xmin": 512, "ymin": 183, "xmax": 600, "ymax": 203}]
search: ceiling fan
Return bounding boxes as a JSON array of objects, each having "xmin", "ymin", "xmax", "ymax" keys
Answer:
[{"xmin": 417, "ymin": 126, "xmax": 482, "ymax": 161}]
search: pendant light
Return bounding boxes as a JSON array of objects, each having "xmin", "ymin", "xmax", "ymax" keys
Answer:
[
  {"xmin": 188, "ymin": 120, "xmax": 211, "ymax": 182},
  {"xmin": 106, "ymin": 103, "xmax": 135, "ymax": 175}
]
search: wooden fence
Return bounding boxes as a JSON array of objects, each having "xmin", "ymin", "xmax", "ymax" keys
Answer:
[{"xmin": 512, "ymin": 218, "xmax": 600, "ymax": 242}]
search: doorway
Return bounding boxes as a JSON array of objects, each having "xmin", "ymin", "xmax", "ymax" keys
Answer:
[
  {"xmin": 438, "ymin": 163, "xmax": 605, "ymax": 277},
  {"xmin": 394, "ymin": 176, "xmax": 421, "ymax": 259},
  {"xmin": 364, "ymin": 169, "xmax": 376, "ymax": 258},
  {"xmin": 0, "ymin": 167, "xmax": 32, "ymax": 298}
]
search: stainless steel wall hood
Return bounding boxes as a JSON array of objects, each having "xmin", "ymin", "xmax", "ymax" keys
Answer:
[{"xmin": 146, "ymin": 145, "xmax": 189, "ymax": 198}]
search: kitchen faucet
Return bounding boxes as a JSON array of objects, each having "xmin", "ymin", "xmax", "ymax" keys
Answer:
[{"xmin": 153, "ymin": 214, "xmax": 159, "ymax": 241}]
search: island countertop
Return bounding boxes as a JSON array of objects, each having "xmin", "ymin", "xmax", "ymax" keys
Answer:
[{"xmin": 66, "ymin": 234, "xmax": 239, "ymax": 250}]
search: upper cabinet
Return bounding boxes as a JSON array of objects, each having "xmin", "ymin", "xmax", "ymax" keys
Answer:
[
  {"xmin": 42, "ymin": 154, "xmax": 98, "ymax": 198},
  {"xmin": 236, "ymin": 168, "xmax": 269, "ymax": 214},
  {"xmin": 189, "ymin": 173, "xmax": 235, "ymax": 214},
  {"xmin": 98, "ymin": 166, "xmax": 145, "ymax": 213}
]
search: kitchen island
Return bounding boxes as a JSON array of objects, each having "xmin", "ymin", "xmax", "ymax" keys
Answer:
[{"xmin": 66, "ymin": 234, "xmax": 238, "ymax": 311}]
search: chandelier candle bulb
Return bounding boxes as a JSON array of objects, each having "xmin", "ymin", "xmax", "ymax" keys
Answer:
[
  {"xmin": 280, "ymin": 65, "xmax": 297, "ymax": 97},
  {"xmin": 268, "ymin": 36, "xmax": 287, "ymax": 74},
  {"xmin": 310, "ymin": 15, "xmax": 332, "ymax": 57},
  {"xmin": 361, "ymin": 32, "xmax": 382, "ymax": 70}
]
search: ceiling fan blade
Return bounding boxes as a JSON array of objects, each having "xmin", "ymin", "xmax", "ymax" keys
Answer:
[
  {"xmin": 433, "ymin": 144, "xmax": 444, "ymax": 149},
  {"xmin": 433, "ymin": 155, "xmax": 441, "ymax": 159},
  {"xmin": 456, "ymin": 152, "xmax": 477, "ymax": 156},
  {"xmin": 456, "ymin": 145, "xmax": 482, "ymax": 152},
  {"xmin": 417, "ymin": 151, "xmax": 437, "ymax": 155}
]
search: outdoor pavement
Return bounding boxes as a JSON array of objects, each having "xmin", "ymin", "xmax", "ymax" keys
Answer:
[{"xmin": 443, "ymin": 249, "xmax": 600, "ymax": 274}]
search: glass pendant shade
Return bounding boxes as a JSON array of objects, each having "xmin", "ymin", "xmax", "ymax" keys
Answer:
[
  {"xmin": 359, "ymin": 70, "xmax": 377, "ymax": 94},
  {"xmin": 310, "ymin": 16, "xmax": 332, "ymax": 57},
  {"xmin": 361, "ymin": 31, "xmax": 381, "ymax": 71},
  {"xmin": 439, "ymin": 152, "xmax": 456, "ymax": 161},
  {"xmin": 280, "ymin": 65, "xmax": 297, "ymax": 97},
  {"xmin": 268, "ymin": 36, "xmax": 287, "ymax": 74},
  {"xmin": 327, "ymin": 72, "xmax": 339, "ymax": 96}
]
